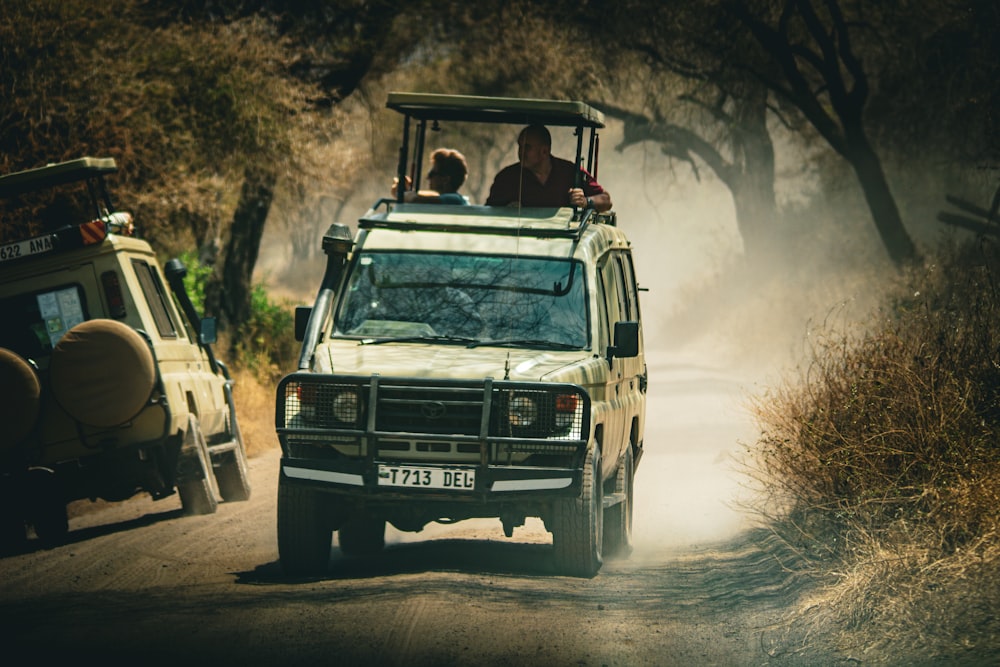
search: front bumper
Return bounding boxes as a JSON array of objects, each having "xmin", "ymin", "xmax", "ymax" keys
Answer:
[{"xmin": 275, "ymin": 373, "xmax": 592, "ymax": 503}]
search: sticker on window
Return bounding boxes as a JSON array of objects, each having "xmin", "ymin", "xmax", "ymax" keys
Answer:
[{"xmin": 37, "ymin": 287, "xmax": 85, "ymax": 348}]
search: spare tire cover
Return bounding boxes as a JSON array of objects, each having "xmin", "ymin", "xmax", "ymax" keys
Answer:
[
  {"xmin": 0, "ymin": 348, "xmax": 42, "ymax": 448},
  {"xmin": 50, "ymin": 320, "xmax": 156, "ymax": 428}
]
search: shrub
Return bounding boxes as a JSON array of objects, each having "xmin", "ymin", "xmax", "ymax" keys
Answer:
[
  {"xmin": 178, "ymin": 252, "xmax": 298, "ymax": 380},
  {"xmin": 748, "ymin": 237, "xmax": 1000, "ymax": 657},
  {"xmin": 230, "ymin": 282, "xmax": 299, "ymax": 381}
]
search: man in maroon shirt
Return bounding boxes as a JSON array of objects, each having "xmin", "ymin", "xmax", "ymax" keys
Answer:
[{"xmin": 486, "ymin": 125, "xmax": 613, "ymax": 212}]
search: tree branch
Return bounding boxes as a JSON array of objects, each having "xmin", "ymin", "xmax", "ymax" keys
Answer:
[
  {"xmin": 602, "ymin": 102, "xmax": 735, "ymax": 187},
  {"xmin": 728, "ymin": 0, "xmax": 848, "ymax": 155}
]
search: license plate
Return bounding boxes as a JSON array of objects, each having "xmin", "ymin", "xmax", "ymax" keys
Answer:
[
  {"xmin": 377, "ymin": 465, "xmax": 475, "ymax": 491},
  {"xmin": 0, "ymin": 234, "xmax": 55, "ymax": 264}
]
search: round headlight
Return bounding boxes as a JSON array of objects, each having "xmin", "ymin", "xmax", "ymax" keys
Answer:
[
  {"xmin": 331, "ymin": 391, "xmax": 360, "ymax": 424},
  {"xmin": 509, "ymin": 395, "xmax": 538, "ymax": 428}
]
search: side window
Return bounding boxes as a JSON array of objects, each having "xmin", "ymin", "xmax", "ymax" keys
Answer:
[
  {"xmin": 132, "ymin": 259, "xmax": 179, "ymax": 339},
  {"xmin": 599, "ymin": 254, "xmax": 626, "ymax": 350},
  {"xmin": 601, "ymin": 254, "xmax": 626, "ymax": 323},
  {"xmin": 0, "ymin": 284, "xmax": 89, "ymax": 363},
  {"xmin": 596, "ymin": 268, "xmax": 610, "ymax": 350},
  {"xmin": 618, "ymin": 252, "xmax": 640, "ymax": 321}
]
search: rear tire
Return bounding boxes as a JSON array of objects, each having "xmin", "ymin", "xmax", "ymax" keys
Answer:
[
  {"xmin": 277, "ymin": 474, "xmax": 332, "ymax": 576},
  {"xmin": 552, "ymin": 445, "xmax": 603, "ymax": 577},
  {"xmin": 176, "ymin": 416, "xmax": 219, "ymax": 516},
  {"xmin": 338, "ymin": 517, "xmax": 386, "ymax": 557},
  {"xmin": 603, "ymin": 445, "xmax": 634, "ymax": 559}
]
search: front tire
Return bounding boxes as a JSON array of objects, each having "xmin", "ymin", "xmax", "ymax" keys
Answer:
[
  {"xmin": 552, "ymin": 444, "xmax": 603, "ymax": 577},
  {"xmin": 277, "ymin": 474, "xmax": 332, "ymax": 576},
  {"xmin": 214, "ymin": 448, "xmax": 251, "ymax": 503}
]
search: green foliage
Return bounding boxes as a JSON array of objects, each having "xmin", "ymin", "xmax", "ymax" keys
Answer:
[
  {"xmin": 231, "ymin": 282, "xmax": 298, "ymax": 380},
  {"xmin": 176, "ymin": 251, "xmax": 296, "ymax": 377},
  {"xmin": 178, "ymin": 250, "xmax": 213, "ymax": 315}
]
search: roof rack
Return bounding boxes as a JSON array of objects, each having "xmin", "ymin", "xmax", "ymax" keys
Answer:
[
  {"xmin": 386, "ymin": 93, "xmax": 605, "ymax": 128},
  {"xmin": 359, "ymin": 200, "xmax": 597, "ymax": 241},
  {"xmin": 0, "ymin": 157, "xmax": 120, "ymax": 236},
  {"xmin": 0, "ymin": 157, "xmax": 118, "ymax": 198}
]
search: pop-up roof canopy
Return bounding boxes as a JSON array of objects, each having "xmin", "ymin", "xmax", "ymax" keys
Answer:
[
  {"xmin": 0, "ymin": 157, "xmax": 119, "ymax": 231},
  {"xmin": 386, "ymin": 93, "xmax": 606, "ymax": 202},
  {"xmin": 386, "ymin": 92, "xmax": 605, "ymax": 128},
  {"xmin": 0, "ymin": 157, "xmax": 117, "ymax": 199}
]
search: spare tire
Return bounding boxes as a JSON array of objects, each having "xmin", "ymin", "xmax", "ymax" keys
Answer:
[
  {"xmin": 0, "ymin": 348, "xmax": 41, "ymax": 449},
  {"xmin": 50, "ymin": 320, "xmax": 156, "ymax": 428}
]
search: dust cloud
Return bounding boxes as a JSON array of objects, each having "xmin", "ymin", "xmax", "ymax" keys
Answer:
[{"xmin": 603, "ymin": 121, "xmax": 761, "ymax": 553}]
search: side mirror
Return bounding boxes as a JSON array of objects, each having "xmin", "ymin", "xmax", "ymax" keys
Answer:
[
  {"xmin": 199, "ymin": 317, "xmax": 218, "ymax": 345},
  {"xmin": 295, "ymin": 306, "xmax": 312, "ymax": 342},
  {"xmin": 607, "ymin": 320, "xmax": 640, "ymax": 361}
]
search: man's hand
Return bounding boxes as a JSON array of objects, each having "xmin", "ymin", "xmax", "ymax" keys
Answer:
[
  {"xmin": 568, "ymin": 188, "xmax": 588, "ymax": 208},
  {"xmin": 391, "ymin": 175, "xmax": 413, "ymax": 198}
]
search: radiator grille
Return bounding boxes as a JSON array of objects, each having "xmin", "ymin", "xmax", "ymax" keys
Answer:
[{"xmin": 279, "ymin": 376, "xmax": 587, "ymax": 443}]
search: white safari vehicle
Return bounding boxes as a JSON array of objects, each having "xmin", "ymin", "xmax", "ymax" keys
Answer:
[
  {"xmin": 276, "ymin": 94, "xmax": 646, "ymax": 577},
  {"xmin": 0, "ymin": 157, "xmax": 250, "ymax": 551}
]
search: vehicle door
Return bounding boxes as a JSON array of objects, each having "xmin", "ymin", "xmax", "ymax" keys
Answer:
[
  {"xmin": 595, "ymin": 251, "xmax": 631, "ymax": 475},
  {"xmin": 127, "ymin": 256, "xmax": 227, "ymax": 436},
  {"xmin": 615, "ymin": 251, "xmax": 645, "ymax": 456}
]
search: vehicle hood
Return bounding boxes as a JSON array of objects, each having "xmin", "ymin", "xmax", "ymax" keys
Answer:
[{"xmin": 312, "ymin": 339, "xmax": 593, "ymax": 382}]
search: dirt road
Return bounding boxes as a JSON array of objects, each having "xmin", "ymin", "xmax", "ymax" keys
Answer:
[{"xmin": 0, "ymin": 353, "xmax": 846, "ymax": 666}]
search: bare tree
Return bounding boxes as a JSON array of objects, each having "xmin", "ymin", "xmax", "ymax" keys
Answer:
[
  {"xmin": 727, "ymin": 0, "xmax": 918, "ymax": 266},
  {"xmin": 603, "ymin": 79, "xmax": 779, "ymax": 267}
]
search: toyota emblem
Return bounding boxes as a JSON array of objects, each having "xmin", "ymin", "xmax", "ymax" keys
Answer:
[{"xmin": 421, "ymin": 401, "xmax": 447, "ymax": 420}]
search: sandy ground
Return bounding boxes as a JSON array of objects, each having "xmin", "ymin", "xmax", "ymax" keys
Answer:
[{"xmin": 0, "ymin": 349, "xmax": 860, "ymax": 666}]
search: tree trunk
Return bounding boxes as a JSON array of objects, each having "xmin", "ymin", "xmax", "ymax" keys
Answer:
[
  {"xmin": 206, "ymin": 165, "xmax": 277, "ymax": 336},
  {"xmin": 844, "ymin": 130, "xmax": 919, "ymax": 267},
  {"xmin": 731, "ymin": 177, "xmax": 778, "ymax": 266},
  {"xmin": 730, "ymin": 88, "xmax": 779, "ymax": 267}
]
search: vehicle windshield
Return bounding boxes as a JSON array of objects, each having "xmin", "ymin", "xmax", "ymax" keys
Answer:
[{"xmin": 334, "ymin": 251, "xmax": 588, "ymax": 348}]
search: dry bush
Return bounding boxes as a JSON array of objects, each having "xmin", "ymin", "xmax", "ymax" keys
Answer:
[
  {"xmin": 230, "ymin": 365, "xmax": 280, "ymax": 458},
  {"xmin": 747, "ymin": 237, "xmax": 1000, "ymax": 659}
]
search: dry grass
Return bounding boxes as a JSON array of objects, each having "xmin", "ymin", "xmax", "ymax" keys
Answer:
[
  {"xmin": 230, "ymin": 365, "xmax": 281, "ymax": 458},
  {"xmin": 746, "ymin": 237, "xmax": 1000, "ymax": 661}
]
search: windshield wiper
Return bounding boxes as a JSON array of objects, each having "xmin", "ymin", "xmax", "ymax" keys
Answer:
[
  {"xmin": 359, "ymin": 334, "xmax": 481, "ymax": 346},
  {"xmin": 468, "ymin": 338, "xmax": 582, "ymax": 350}
]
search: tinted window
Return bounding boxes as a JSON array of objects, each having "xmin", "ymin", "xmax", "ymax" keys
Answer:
[
  {"xmin": 132, "ymin": 259, "xmax": 178, "ymax": 339},
  {"xmin": 0, "ymin": 284, "xmax": 88, "ymax": 366}
]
